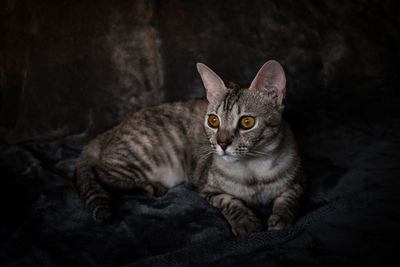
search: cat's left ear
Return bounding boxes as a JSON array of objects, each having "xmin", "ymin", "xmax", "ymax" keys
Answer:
[
  {"xmin": 196, "ymin": 63, "xmax": 228, "ymax": 102},
  {"xmin": 249, "ymin": 60, "xmax": 286, "ymax": 105}
]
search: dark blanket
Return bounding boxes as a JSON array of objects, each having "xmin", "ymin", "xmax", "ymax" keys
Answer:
[{"xmin": 1, "ymin": 1, "xmax": 399, "ymax": 266}]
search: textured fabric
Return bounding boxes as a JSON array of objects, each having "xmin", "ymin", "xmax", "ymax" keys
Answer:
[
  {"xmin": 1, "ymin": 0, "xmax": 399, "ymax": 266},
  {"xmin": 0, "ymin": 121, "xmax": 399, "ymax": 266}
]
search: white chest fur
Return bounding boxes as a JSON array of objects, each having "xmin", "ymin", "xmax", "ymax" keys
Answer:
[{"xmin": 210, "ymin": 153, "xmax": 294, "ymax": 204}]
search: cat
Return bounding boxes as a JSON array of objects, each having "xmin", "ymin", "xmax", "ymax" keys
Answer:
[{"xmin": 75, "ymin": 60, "xmax": 304, "ymax": 235}]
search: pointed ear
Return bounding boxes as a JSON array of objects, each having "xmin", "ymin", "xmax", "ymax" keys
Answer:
[
  {"xmin": 196, "ymin": 63, "xmax": 227, "ymax": 102},
  {"xmin": 249, "ymin": 60, "xmax": 286, "ymax": 105}
]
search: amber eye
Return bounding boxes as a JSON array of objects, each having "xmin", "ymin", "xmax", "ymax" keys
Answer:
[
  {"xmin": 208, "ymin": 114, "xmax": 220, "ymax": 128},
  {"xmin": 240, "ymin": 116, "xmax": 255, "ymax": 129}
]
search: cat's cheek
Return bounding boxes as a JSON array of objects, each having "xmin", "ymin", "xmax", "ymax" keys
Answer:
[
  {"xmin": 215, "ymin": 146, "xmax": 225, "ymax": 156},
  {"xmin": 209, "ymin": 138, "xmax": 217, "ymax": 149}
]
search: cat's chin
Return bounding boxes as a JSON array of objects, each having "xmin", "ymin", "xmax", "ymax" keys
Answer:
[
  {"xmin": 215, "ymin": 150, "xmax": 241, "ymax": 162},
  {"xmin": 220, "ymin": 154, "xmax": 240, "ymax": 163}
]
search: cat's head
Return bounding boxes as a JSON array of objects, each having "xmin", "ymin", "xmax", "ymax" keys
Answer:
[{"xmin": 197, "ymin": 60, "xmax": 286, "ymax": 162}]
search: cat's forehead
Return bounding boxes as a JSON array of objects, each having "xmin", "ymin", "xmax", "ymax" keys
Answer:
[{"xmin": 208, "ymin": 88, "xmax": 271, "ymax": 115}]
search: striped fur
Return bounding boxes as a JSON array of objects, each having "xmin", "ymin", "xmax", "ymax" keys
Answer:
[
  {"xmin": 76, "ymin": 99, "xmax": 209, "ymax": 222},
  {"xmin": 76, "ymin": 60, "xmax": 304, "ymax": 234}
]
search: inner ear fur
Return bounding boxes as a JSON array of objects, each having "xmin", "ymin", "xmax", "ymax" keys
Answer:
[{"xmin": 249, "ymin": 60, "xmax": 286, "ymax": 105}]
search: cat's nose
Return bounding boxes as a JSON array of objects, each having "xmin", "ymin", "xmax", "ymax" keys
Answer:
[
  {"xmin": 217, "ymin": 129, "xmax": 233, "ymax": 151},
  {"xmin": 218, "ymin": 141, "xmax": 231, "ymax": 151}
]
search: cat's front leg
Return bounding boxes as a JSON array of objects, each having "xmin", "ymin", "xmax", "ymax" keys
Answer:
[
  {"xmin": 201, "ymin": 191, "xmax": 263, "ymax": 236},
  {"xmin": 268, "ymin": 184, "xmax": 303, "ymax": 231}
]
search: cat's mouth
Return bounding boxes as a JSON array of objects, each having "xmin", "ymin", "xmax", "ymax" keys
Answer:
[
  {"xmin": 216, "ymin": 149, "xmax": 240, "ymax": 162},
  {"xmin": 221, "ymin": 154, "xmax": 240, "ymax": 162}
]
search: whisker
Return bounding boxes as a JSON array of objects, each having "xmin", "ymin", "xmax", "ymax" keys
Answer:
[{"xmin": 247, "ymin": 151, "xmax": 271, "ymax": 157}]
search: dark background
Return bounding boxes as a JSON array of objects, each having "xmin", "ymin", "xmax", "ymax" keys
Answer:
[{"xmin": 1, "ymin": 0, "xmax": 399, "ymax": 266}]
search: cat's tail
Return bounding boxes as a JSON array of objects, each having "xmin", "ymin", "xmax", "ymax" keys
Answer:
[{"xmin": 75, "ymin": 139, "xmax": 112, "ymax": 223}]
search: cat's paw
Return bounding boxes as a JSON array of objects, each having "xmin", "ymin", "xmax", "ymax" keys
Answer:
[
  {"xmin": 268, "ymin": 214, "xmax": 293, "ymax": 231},
  {"xmin": 153, "ymin": 182, "xmax": 168, "ymax": 197},
  {"xmin": 231, "ymin": 213, "xmax": 263, "ymax": 236},
  {"xmin": 144, "ymin": 182, "xmax": 168, "ymax": 197}
]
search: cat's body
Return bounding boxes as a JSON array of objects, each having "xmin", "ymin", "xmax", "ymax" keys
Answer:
[{"xmin": 76, "ymin": 60, "xmax": 304, "ymax": 235}]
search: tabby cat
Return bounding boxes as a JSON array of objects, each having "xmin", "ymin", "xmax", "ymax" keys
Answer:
[{"xmin": 75, "ymin": 60, "xmax": 304, "ymax": 235}]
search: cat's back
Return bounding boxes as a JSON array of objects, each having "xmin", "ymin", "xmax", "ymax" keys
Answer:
[
  {"xmin": 124, "ymin": 99, "xmax": 207, "ymax": 134},
  {"xmin": 100, "ymin": 99, "xmax": 209, "ymax": 188}
]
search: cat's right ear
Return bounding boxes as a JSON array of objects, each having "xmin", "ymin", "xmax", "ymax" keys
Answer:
[
  {"xmin": 249, "ymin": 60, "xmax": 286, "ymax": 105},
  {"xmin": 196, "ymin": 63, "xmax": 227, "ymax": 102}
]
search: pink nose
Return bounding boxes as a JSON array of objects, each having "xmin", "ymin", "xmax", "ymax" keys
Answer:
[
  {"xmin": 218, "ymin": 142, "xmax": 228, "ymax": 151},
  {"xmin": 217, "ymin": 130, "xmax": 232, "ymax": 151}
]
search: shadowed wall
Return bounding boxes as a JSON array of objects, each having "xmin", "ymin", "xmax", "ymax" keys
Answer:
[{"xmin": 1, "ymin": 0, "xmax": 399, "ymax": 142}]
